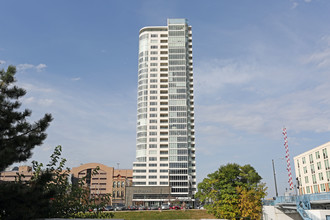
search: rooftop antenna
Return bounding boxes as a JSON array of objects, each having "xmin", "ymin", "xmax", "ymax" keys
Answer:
[
  {"xmin": 117, "ymin": 163, "xmax": 120, "ymax": 170},
  {"xmin": 283, "ymin": 127, "xmax": 294, "ymax": 190}
]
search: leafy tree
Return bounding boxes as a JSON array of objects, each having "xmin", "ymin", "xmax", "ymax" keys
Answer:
[
  {"xmin": 196, "ymin": 163, "xmax": 267, "ymax": 219},
  {"xmin": 0, "ymin": 65, "xmax": 53, "ymax": 171},
  {"xmin": 32, "ymin": 145, "xmax": 111, "ymax": 218},
  {"xmin": 0, "ymin": 146, "xmax": 112, "ymax": 219}
]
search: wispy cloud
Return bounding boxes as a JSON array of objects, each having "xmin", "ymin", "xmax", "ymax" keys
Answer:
[
  {"xmin": 71, "ymin": 77, "xmax": 81, "ymax": 81},
  {"xmin": 0, "ymin": 60, "xmax": 6, "ymax": 65},
  {"xmin": 17, "ymin": 63, "xmax": 47, "ymax": 73},
  {"xmin": 303, "ymin": 35, "xmax": 330, "ymax": 68}
]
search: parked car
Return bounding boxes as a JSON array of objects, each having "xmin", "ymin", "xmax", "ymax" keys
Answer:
[
  {"xmin": 138, "ymin": 205, "xmax": 147, "ymax": 210},
  {"xmin": 170, "ymin": 205, "xmax": 180, "ymax": 210},
  {"xmin": 114, "ymin": 204, "xmax": 126, "ymax": 211},
  {"xmin": 104, "ymin": 205, "xmax": 113, "ymax": 211},
  {"xmin": 128, "ymin": 205, "xmax": 138, "ymax": 211},
  {"xmin": 161, "ymin": 204, "xmax": 170, "ymax": 210},
  {"xmin": 150, "ymin": 205, "xmax": 159, "ymax": 210}
]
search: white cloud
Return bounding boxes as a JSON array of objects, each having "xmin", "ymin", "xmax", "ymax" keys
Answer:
[
  {"xmin": 304, "ymin": 35, "xmax": 330, "ymax": 68},
  {"xmin": 17, "ymin": 63, "xmax": 34, "ymax": 72},
  {"xmin": 71, "ymin": 77, "xmax": 81, "ymax": 81},
  {"xmin": 17, "ymin": 63, "xmax": 47, "ymax": 73},
  {"xmin": 292, "ymin": 2, "xmax": 299, "ymax": 9},
  {"xmin": 0, "ymin": 60, "xmax": 6, "ymax": 65},
  {"xmin": 194, "ymin": 59, "xmax": 258, "ymax": 95},
  {"xmin": 36, "ymin": 64, "xmax": 47, "ymax": 72}
]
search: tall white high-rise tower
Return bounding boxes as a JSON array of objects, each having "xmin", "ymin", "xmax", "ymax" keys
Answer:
[{"xmin": 133, "ymin": 19, "xmax": 196, "ymax": 204}]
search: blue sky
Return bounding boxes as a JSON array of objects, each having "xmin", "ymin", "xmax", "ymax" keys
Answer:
[{"xmin": 1, "ymin": 0, "xmax": 330, "ymax": 198}]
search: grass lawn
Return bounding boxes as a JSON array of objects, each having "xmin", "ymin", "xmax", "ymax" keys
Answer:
[{"xmin": 111, "ymin": 209, "xmax": 216, "ymax": 220}]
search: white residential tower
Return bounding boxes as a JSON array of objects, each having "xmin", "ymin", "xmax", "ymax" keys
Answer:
[{"xmin": 133, "ymin": 18, "xmax": 196, "ymax": 204}]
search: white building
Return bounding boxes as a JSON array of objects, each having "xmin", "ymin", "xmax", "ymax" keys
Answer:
[
  {"xmin": 294, "ymin": 142, "xmax": 330, "ymax": 195},
  {"xmin": 132, "ymin": 18, "xmax": 196, "ymax": 205}
]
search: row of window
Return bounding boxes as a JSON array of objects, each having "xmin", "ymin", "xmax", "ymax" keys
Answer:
[
  {"xmin": 133, "ymin": 169, "xmax": 169, "ymax": 173},
  {"xmin": 113, "ymin": 181, "xmax": 126, "ymax": 188},
  {"xmin": 300, "ymin": 159, "xmax": 330, "ymax": 176},
  {"xmin": 299, "ymin": 148, "xmax": 329, "ymax": 167}
]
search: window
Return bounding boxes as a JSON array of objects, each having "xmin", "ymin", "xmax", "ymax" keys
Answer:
[
  {"xmin": 317, "ymin": 162, "xmax": 322, "ymax": 170},
  {"xmin": 149, "ymin": 169, "xmax": 157, "ymax": 173},
  {"xmin": 149, "ymin": 144, "xmax": 157, "ymax": 148},
  {"xmin": 151, "ymin": 34, "xmax": 158, "ymax": 38},
  {"xmin": 309, "ymin": 154, "xmax": 314, "ymax": 164},
  {"xmin": 306, "ymin": 186, "xmax": 311, "ymax": 194},
  {"xmin": 305, "ymin": 176, "xmax": 309, "ymax": 184},
  {"xmin": 149, "ymin": 182, "xmax": 157, "ymax": 185},
  {"xmin": 310, "ymin": 164, "xmax": 315, "ymax": 174},
  {"xmin": 149, "ymin": 157, "xmax": 157, "ymax": 161},
  {"xmin": 319, "ymin": 172, "xmax": 324, "ymax": 181},
  {"xmin": 149, "ymin": 119, "xmax": 157, "ymax": 123},
  {"xmin": 323, "ymin": 148, "xmax": 328, "ymax": 159},
  {"xmin": 151, "ymin": 57, "xmax": 158, "ymax": 60},
  {"xmin": 321, "ymin": 183, "xmax": 326, "ymax": 192},
  {"xmin": 325, "ymin": 159, "xmax": 330, "ymax": 170},
  {"xmin": 326, "ymin": 170, "xmax": 330, "ymax": 181},
  {"xmin": 316, "ymin": 151, "xmax": 320, "ymax": 159},
  {"xmin": 314, "ymin": 185, "xmax": 319, "ymax": 193},
  {"xmin": 149, "ymin": 150, "xmax": 157, "ymax": 155},
  {"xmin": 312, "ymin": 174, "xmax": 317, "ymax": 184},
  {"xmin": 149, "ymin": 138, "xmax": 157, "ymax": 142},
  {"xmin": 302, "ymin": 157, "xmax": 306, "ymax": 164},
  {"xmin": 151, "ymin": 46, "xmax": 158, "ymax": 49},
  {"xmin": 149, "ymin": 163, "xmax": 157, "ymax": 167},
  {"xmin": 149, "ymin": 175, "xmax": 157, "ymax": 179}
]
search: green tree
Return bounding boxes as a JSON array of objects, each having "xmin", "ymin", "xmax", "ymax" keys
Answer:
[
  {"xmin": 0, "ymin": 145, "xmax": 112, "ymax": 219},
  {"xmin": 0, "ymin": 65, "xmax": 53, "ymax": 171},
  {"xmin": 33, "ymin": 145, "xmax": 112, "ymax": 218},
  {"xmin": 196, "ymin": 163, "xmax": 267, "ymax": 220}
]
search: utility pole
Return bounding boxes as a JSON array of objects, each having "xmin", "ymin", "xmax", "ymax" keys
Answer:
[{"xmin": 272, "ymin": 159, "xmax": 279, "ymax": 197}]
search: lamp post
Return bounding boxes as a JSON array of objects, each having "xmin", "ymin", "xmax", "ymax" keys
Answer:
[{"xmin": 272, "ymin": 159, "xmax": 279, "ymax": 197}]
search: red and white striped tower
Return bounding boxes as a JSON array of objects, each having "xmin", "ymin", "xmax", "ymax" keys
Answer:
[{"xmin": 283, "ymin": 127, "xmax": 294, "ymax": 190}]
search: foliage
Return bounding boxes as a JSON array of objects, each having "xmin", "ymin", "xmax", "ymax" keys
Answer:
[
  {"xmin": 72, "ymin": 211, "xmax": 114, "ymax": 219},
  {"xmin": 0, "ymin": 146, "xmax": 111, "ymax": 219},
  {"xmin": 0, "ymin": 65, "xmax": 53, "ymax": 172},
  {"xmin": 196, "ymin": 163, "xmax": 267, "ymax": 219},
  {"xmin": 237, "ymin": 183, "xmax": 267, "ymax": 219},
  {"xmin": 0, "ymin": 171, "xmax": 54, "ymax": 220},
  {"xmin": 32, "ymin": 145, "xmax": 111, "ymax": 218}
]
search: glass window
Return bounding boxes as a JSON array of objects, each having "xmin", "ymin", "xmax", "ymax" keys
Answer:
[
  {"xmin": 316, "ymin": 151, "xmax": 320, "ymax": 159},
  {"xmin": 323, "ymin": 148, "xmax": 328, "ymax": 159},
  {"xmin": 149, "ymin": 157, "xmax": 157, "ymax": 161},
  {"xmin": 305, "ymin": 176, "xmax": 309, "ymax": 184},
  {"xmin": 319, "ymin": 172, "xmax": 324, "ymax": 181},
  {"xmin": 321, "ymin": 183, "xmax": 326, "ymax": 192},
  {"xmin": 309, "ymin": 154, "xmax": 314, "ymax": 163}
]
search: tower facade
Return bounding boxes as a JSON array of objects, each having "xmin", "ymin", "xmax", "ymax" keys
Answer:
[{"xmin": 133, "ymin": 19, "xmax": 196, "ymax": 204}]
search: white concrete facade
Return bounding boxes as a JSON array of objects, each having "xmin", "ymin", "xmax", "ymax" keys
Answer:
[
  {"xmin": 133, "ymin": 19, "xmax": 196, "ymax": 201},
  {"xmin": 294, "ymin": 142, "xmax": 330, "ymax": 195}
]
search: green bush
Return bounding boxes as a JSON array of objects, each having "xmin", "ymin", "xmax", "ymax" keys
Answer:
[{"xmin": 71, "ymin": 211, "xmax": 114, "ymax": 219}]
